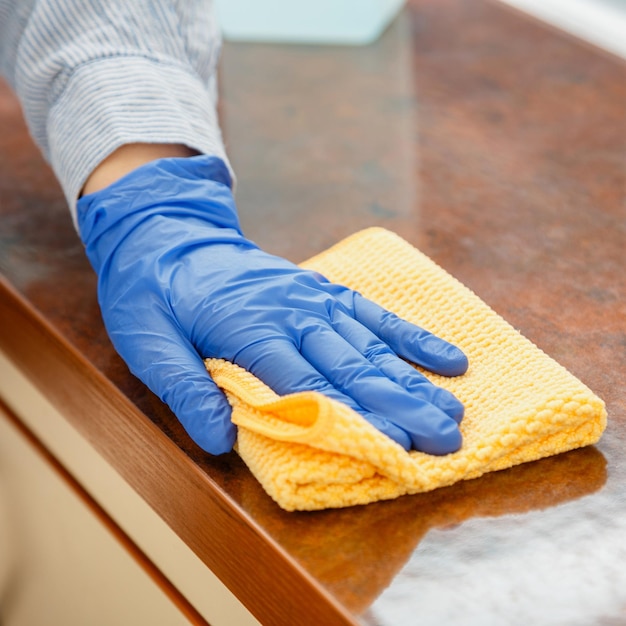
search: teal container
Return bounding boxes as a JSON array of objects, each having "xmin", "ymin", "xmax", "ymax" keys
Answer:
[{"xmin": 214, "ymin": 0, "xmax": 406, "ymax": 45}]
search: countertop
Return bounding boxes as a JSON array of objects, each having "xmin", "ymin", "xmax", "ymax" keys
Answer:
[{"xmin": 1, "ymin": 0, "xmax": 625, "ymax": 624}]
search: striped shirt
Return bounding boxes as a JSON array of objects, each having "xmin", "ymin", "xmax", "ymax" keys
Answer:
[{"xmin": 0, "ymin": 0, "xmax": 231, "ymax": 225}]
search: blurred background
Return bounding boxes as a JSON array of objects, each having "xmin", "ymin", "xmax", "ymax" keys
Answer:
[
  {"xmin": 213, "ymin": 0, "xmax": 626, "ymax": 60},
  {"xmin": 497, "ymin": 0, "xmax": 626, "ymax": 59}
]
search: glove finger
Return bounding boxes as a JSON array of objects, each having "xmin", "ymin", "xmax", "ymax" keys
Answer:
[
  {"xmin": 330, "ymin": 311, "xmax": 464, "ymax": 424},
  {"xmin": 233, "ymin": 337, "xmax": 413, "ymax": 450},
  {"xmin": 109, "ymin": 322, "xmax": 236, "ymax": 455},
  {"xmin": 299, "ymin": 327, "xmax": 462, "ymax": 454},
  {"xmin": 350, "ymin": 293, "xmax": 468, "ymax": 377}
]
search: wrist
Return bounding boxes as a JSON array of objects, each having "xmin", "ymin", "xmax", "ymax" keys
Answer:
[
  {"xmin": 78, "ymin": 154, "xmax": 241, "ymax": 274},
  {"xmin": 81, "ymin": 143, "xmax": 199, "ymax": 196}
]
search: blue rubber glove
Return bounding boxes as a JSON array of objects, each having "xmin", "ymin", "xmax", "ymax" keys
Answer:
[{"xmin": 77, "ymin": 155, "xmax": 468, "ymax": 455}]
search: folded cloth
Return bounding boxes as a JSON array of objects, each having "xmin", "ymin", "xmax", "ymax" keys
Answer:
[{"xmin": 205, "ymin": 228, "xmax": 606, "ymax": 511}]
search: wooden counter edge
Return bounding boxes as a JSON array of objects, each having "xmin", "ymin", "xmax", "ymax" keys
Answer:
[{"xmin": 0, "ymin": 275, "xmax": 357, "ymax": 626}]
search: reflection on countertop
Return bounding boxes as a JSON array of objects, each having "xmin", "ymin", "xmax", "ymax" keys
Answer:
[{"xmin": 220, "ymin": 1, "xmax": 626, "ymax": 622}]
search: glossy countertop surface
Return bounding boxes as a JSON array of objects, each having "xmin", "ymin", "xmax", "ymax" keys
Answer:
[{"xmin": 1, "ymin": 0, "xmax": 625, "ymax": 624}]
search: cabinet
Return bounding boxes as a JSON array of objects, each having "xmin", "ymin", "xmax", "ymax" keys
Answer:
[
  {"xmin": 0, "ymin": 405, "xmax": 192, "ymax": 626},
  {"xmin": 0, "ymin": 351, "xmax": 259, "ymax": 626}
]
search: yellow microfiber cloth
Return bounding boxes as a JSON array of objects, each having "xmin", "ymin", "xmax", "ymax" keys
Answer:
[{"xmin": 205, "ymin": 228, "xmax": 606, "ymax": 511}]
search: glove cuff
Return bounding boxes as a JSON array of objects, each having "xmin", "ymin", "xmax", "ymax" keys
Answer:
[{"xmin": 77, "ymin": 155, "xmax": 242, "ymax": 274}]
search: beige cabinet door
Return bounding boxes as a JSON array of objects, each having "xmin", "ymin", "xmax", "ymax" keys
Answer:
[{"xmin": 0, "ymin": 408, "xmax": 192, "ymax": 626}]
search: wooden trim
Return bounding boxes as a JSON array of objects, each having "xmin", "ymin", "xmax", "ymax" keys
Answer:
[{"xmin": 0, "ymin": 276, "xmax": 356, "ymax": 626}]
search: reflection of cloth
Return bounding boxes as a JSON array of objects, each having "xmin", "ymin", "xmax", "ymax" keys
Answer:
[{"xmin": 205, "ymin": 228, "xmax": 606, "ymax": 511}]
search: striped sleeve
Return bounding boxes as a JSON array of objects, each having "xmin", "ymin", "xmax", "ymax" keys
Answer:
[{"xmin": 0, "ymin": 0, "xmax": 232, "ymax": 226}]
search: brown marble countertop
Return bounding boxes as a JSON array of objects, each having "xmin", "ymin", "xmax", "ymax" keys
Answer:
[{"xmin": 1, "ymin": 0, "xmax": 625, "ymax": 624}]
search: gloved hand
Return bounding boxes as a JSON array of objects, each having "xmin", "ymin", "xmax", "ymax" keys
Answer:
[{"xmin": 77, "ymin": 155, "xmax": 468, "ymax": 455}]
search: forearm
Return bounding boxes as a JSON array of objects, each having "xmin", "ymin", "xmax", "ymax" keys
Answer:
[{"xmin": 0, "ymin": 0, "xmax": 232, "ymax": 223}]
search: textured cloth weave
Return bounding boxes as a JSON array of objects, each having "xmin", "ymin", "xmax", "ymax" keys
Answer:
[{"xmin": 205, "ymin": 228, "xmax": 606, "ymax": 511}]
